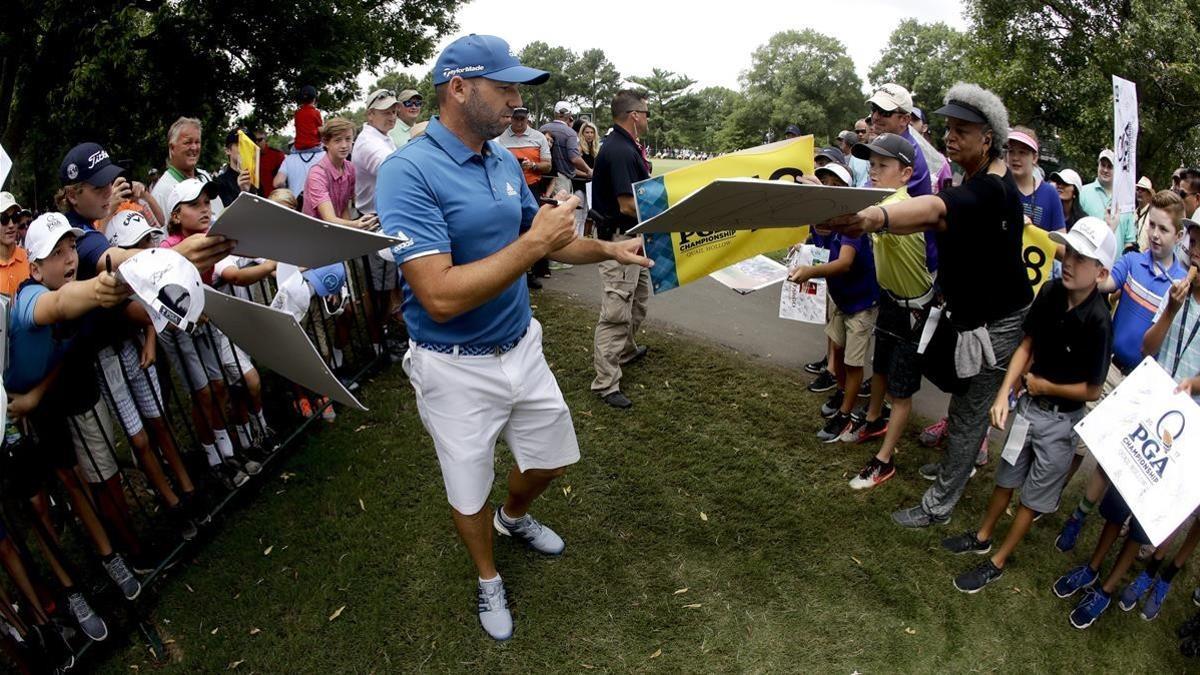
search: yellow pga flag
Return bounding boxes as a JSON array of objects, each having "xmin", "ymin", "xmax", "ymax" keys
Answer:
[
  {"xmin": 1022, "ymin": 223, "xmax": 1057, "ymax": 293},
  {"xmin": 236, "ymin": 130, "xmax": 260, "ymax": 189},
  {"xmin": 635, "ymin": 137, "xmax": 815, "ymax": 293}
]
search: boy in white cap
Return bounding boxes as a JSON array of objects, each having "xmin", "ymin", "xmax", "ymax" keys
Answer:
[
  {"xmin": 1080, "ymin": 149, "xmax": 1137, "ymax": 252},
  {"xmin": 6, "ymin": 213, "xmax": 144, "ymax": 601},
  {"xmin": 942, "ymin": 216, "xmax": 1116, "ymax": 593}
]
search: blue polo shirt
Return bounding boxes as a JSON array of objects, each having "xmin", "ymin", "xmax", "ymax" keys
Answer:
[
  {"xmin": 825, "ymin": 233, "xmax": 879, "ymax": 314},
  {"xmin": 65, "ymin": 209, "xmax": 109, "ymax": 281},
  {"xmin": 5, "ymin": 283, "xmax": 70, "ymax": 394},
  {"xmin": 1110, "ymin": 249, "xmax": 1188, "ymax": 370},
  {"xmin": 376, "ymin": 117, "xmax": 539, "ymax": 346}
]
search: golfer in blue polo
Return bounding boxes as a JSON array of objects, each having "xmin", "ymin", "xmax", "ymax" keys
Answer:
[{"xmin": 376, "ymin": 35, "xmax": 651, "ymax": 641}]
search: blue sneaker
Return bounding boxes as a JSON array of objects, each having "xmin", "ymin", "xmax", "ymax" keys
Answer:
[
  {"xmin": 1070, "ymin": 588, "xmax": 1112, "ymax": 629},
  {"xmin": 1054, "ymin": 565, "xmax": 1098, "ymax": 599},
  {"xmin": 1055, "ymin": 516, "xmax": 1084, "ymax": 553},
  {"xmin": 1119, "ymin": 571, "xmax": 1154, "ymax": 611},
  {"xmin": 1141, "ymin": 578, "xmax": 1172, "ymax": 621},
  {"xmin": 494, "ymin": 507, "xmax": 565, "ymax": 555}
]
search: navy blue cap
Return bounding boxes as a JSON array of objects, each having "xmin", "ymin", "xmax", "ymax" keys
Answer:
[
  {"xmin": 433, "ymin": 34, "xmax": 550, "ymax": 86},
  {"xmin": 785, "ymin": 124, "xmax": 802, "ymax": 136},
  {"xmin": 59, "ymin": 142, "xmax": 123, "ymax": 186}
]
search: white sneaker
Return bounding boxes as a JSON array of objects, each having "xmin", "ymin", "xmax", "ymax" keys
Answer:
[
  {"xmin": 476, "ymin": 577, "xmax": 513, "ymax": 641},
  {"xmin": 494, "ymin": 507, "xmax": 565, "ymax": 555}
]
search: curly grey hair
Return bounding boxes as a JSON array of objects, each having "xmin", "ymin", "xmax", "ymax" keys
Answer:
[{"xmin": 943, "ymin": 82, "xmax": 1009, "ymax": 149}]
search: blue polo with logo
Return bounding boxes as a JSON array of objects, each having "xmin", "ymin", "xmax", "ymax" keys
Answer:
[{"xmin": 376, "ymin": 116, "xmax": 539, "ymax": 346}]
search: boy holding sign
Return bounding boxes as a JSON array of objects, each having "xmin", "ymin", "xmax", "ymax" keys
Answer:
[{"xmin": 942, "ymin": 217, "xmax": 1115, "ymax": 594}]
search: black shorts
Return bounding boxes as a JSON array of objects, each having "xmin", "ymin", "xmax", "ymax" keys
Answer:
[
  {"xmin": 1099, "ymin": 487, "xmax": 1151, "ymax": 545},
  {"xmin": 3, "ymin": 417, "xmax": 76, "ymax": 499},
  {"xmin": 872, "ymin": 294, "xmax": 924, "ymax": 399}
]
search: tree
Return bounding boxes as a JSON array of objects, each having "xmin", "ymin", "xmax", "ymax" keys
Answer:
[
  {"xmin": 569, "ymin": 49, "xmax": 621, "ymax": 129},
  {"xmin": 517, "ymin": 42, "xmax": 581, "ymax": 123},
  {"xmin": 335, "ymin": 70, "xmax": 438, "ymax": 130},
  {"xmin": 718, "ymin": 30, "xmax": 862, "ymax": 153},
  {"xmin": 0, "ymin": 0, "xmax": 458, "ymax": 206},
  {"xmin": 962, "ymin": 0, "xmax": 1200, "ymax": 181},
  {"xmin": 868, "ymin": 20, "xmax": 970, "ymax": 141},
  {"xmin": 627, "ymin": 68, "xmax": 696, "ymax": 151},
  {"xmin": 673, "ymin": 86, "xmax": 740, "ymax": 153}
]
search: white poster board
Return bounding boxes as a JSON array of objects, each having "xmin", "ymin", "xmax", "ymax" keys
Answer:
[
  {"xmin": 709, "ymin": 254, "xmax": 788, "ymax": 294},
  {"xmin": 209, "ymin": 193, "xmax": 410, "ymax": 269},
  {"xmin": 1074, "ymin": 357, "xmax": 1200, "ymax": 545},
  {"xmin": 0, "ymin": 144, "xmax": 11, "ymax": 189},
  {"xmin": 1112, "ymin": 75, "xmax": 1139, "ymax": 215},
  {"xmin": 202, "ymin": 288, "xmax": 366, "ymax": 411},
  {"xmin": 778, "ymin": 244, "xmax": 828, "ymax": 324},
  {"xmin": 627, "ymin": 179, "xmax": 892, "ymax": 235}
]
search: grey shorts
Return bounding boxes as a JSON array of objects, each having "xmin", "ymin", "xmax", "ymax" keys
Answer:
[
  {"xmin": 996, "ymin": 395, "xmax": 1083, "ymax": 514},
  {"xmin": 160, "ymin": 324, "xmax": 222, "ymax": 391}
]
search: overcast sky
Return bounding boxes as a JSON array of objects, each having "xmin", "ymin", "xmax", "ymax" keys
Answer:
[{"xmin": 389, "ymin": 0, "xmax": 970, "ymax": 93}]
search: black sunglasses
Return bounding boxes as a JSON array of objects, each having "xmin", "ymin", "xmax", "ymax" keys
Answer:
[
  {"xmin": 402, "ymin": 99, "xmax": 423, "ymax": 108},
  {"xmin": 627, "ymin": 109, "xmax": 651, "ymax": 118},
  {"xmin": 870, "ymin": 105, "xmax": 898, "ymax": 118},
  {"xmin": 1178, "ymin": 189, "xmax": 1197, "ymax": 199}
]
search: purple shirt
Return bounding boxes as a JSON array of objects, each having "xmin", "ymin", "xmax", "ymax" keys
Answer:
[
  {"xmin": 302, "ymin": 154, "xmax": 356, "ymax": 221},
  {"xmin": 901, "ymin": 127, "xmax": 931, "ymax": 198},
  {"xmin": 1020, "ymin": 180, "xmax": 1067, "ymax": 232},
  {"xmin": 826, "ymin": 233, "xmax": 879, "ymax": 314}
]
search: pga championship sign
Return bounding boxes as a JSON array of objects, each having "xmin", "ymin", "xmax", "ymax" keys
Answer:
[{"xmin": 1075, "ymin": 358, "xmax": 1200, "ymax": 545}]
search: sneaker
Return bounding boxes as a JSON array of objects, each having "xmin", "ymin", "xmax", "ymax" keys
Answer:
[
  {"xmin": 975, "ymin": 438, "xmax": 990, "ymax": 467},
  {"xmin": 1119, "ymin": 571, "xmax": 1154, "ymax": 611},
  {"xmin": 807, "ymin": 370, "xmax": 837, "ymax": 393},
  {"xmin": 601, "ymin": 391, "xmax": 633, "ymax": 409},
  {"xmin": 1055, "ymin": 515, "xmax": 1084, "ymax": 553},
  {"xmin": 942, "ymin": 530, "xmax": 992, "ymax": 555},
  {"xmin": 236, "ymin": 453, "xmax": 263, "ymax": 476},
  {"xmin": 476, "ymin": 577, "xmax": 513, "ymax": 641},
  {"xmin": 67, "ymin": 592, "xmax": 107, "ymax": 642},
  {"xmin": 1142, "ymin": 578, "xmax": 1172, "ymax": 621},
  {"xmin": 31, "ymin": 623, "xmax": 74, "ymax": 672},
  {"xmin": 217, "ymin": 461, "xmax": 249, "ymax": 489},
  {"xmin": 892, "ymin": 504, "xmax": 951, "ymax": 529},
  {"xmin": 919, "ymin": 417, "xmax": 949, "ymax": 447},
  {"xmin": 919, "ymin": 462, "xmax": 975, "ymax": 481},
  {"xmin": 1054, "ymin": 565, "xmax": 1098, "ymax": 599},
  {"xmin": 317, "ymin": 397, "xmax": 336, "ymax": 422},
  {"xmin": 849, "ymin": 458, "xmax": 896, "ymax": 490},
  {"xmin": 168, "ymin": 504, "xmax": 198, "ymax": 542},
  {"xmin": 954, "ymin": 559, "xmax": 1003, "ymax": 594},
  {"xmin": 494, "ymin": 507, "xmax": 565, "ymax": 555},
  {"xmin": 102, "ymin": 555, "xmax": 141, "ymax": 601},
  {"xmin": 820, "ymin": 391, "xmax": 845, "ymax": 418},
  {"xmin": 857, "ymin": 380, "xmax": 872, "ymax": 398},
  {"xmin": 817, "ymin": 412, "xmax": 852, "ymax": 443},
  {"xmin": 841, "ymin": 416, "xmax": 887, "ymax": 443},
  {"xmin": 294, "ymin": 397, "xmax": 315, "ymax": 419},
  {"xmin": 1177, "ymin": 611, "xmax": 1200, "ymax": 639},
  {"xmin": 804, "ymin": 359, "xmax": 827, "ymax": 375},
  {"xmin": 1070, "ymin": 588, "xmax": 1112, "ymax": 629}
]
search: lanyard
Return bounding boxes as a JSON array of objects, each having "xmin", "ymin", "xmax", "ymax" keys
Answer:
[{"xmin": 1171, "ymin": 298, "xmax": 1200, "ymax": 377}]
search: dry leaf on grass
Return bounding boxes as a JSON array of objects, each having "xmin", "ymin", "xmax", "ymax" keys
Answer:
[
  {"xmin": 649, "ymin": 648, "xmax": 662, "ymax": 659},
  {"xmin": 699, "ymin": 512, "xmax": 708, "ymax": 522},
  {"xmin": 354, "ymin": 425, "xmax": 369, "ymax": 433},
  {"xmin": 329, "ymin": 605, "xmax": 346, "ymax": 622},
  {"xmin": 850, "ymin": 556, "xmax": 862, "ymax": 566},
  {"xmin": 185, "ymin": 584, "xmax": 194, "ymax": 593},
  {"xmin": 229, "ymin": 659, "xmax": 244, "ymax": 669},
  {"xmin": 249, "ymin": 628, "xmax": 261, "ymax": 635},
  {"xmin": 673, "ymin": 588, "xmax": 688, "ymax": 595},
  {"xmin": 211, "ymin": 627, "xmax": 220, "ymax": 635},
  {"xmin": 683, "ymin": 603, "xmax": 702, "ymax": 609},
  {"xmin": 263, "ymin": 546, "xmax": 273, "ymax": 556},
  {"xmin": 359, "ymin": 498, "xmax": 366, "ymax": 512},
  {"xmin": 904, "ymin": 627, "xmax": 917, "ymax": 635}
]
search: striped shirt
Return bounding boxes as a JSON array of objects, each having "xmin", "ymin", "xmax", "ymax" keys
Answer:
[{"xmin": 1111, "ymin": 249, "xmax": 1187, "ymax": 370}]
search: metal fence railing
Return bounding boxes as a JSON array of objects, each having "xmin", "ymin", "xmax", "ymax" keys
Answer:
[{"xmin": 0, "ymin": 255, "xmax": 403, "ymax": 672}]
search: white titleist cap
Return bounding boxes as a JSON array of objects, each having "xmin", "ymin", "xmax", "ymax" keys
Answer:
[{"xmin": 117, "ymin": 248, "xmax": 206, "ymax": 333}]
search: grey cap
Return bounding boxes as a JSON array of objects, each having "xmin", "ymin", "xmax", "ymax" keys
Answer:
[
  {"xmin": 815, "ymin": 146, "xmax": 846, "ymax": 165},
  {"xmin": 837, "ymin": 130, "xmax": 858, "ymax": 146},
  {"xmin": 851, "ymin": 132, "xmax": 916, "ymax": 166}
]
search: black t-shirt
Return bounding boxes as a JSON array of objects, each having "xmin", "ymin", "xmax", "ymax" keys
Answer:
[
  {"xmin": 213, "ymin": 166, "xmax": 242, "ymax": 210},
  {"xmin": 1023, "ymin": 278, "xmax": 1112, "ymax": 407},
  {"xmin": 592, "ymin": 125, "xmax": 650, "ymax": 234},
  {"xmin": 936, "ymin": 167, "xmax": 1033, "ymax": 327}
]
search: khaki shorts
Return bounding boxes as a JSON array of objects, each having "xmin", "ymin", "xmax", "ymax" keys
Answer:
[
  {"xmin": 68, "ymin": 401, "xmax": 119, "ymax": 483},
  {"xmin": 1075, "ymin": 362, "xmax": 1125, "ymax": 457},
  {"xmin": 825, "ymin": 304, "xmax": 877, "ymax": 368}
]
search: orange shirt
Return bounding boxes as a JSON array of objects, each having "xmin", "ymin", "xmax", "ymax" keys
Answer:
[{"xmin": 0, "ymin": 246, "xmax": 30, "ymax": 299}]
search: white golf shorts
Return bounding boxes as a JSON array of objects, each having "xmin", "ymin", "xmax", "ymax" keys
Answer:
[{"xmin": 403, "ymin": 318, "xmax": 580, "ymax": 514}]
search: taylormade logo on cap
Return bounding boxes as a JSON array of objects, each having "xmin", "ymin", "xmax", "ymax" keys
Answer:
[{"xmin": 441, "ymin": 65, "xmax": 485, "ymax": 79}]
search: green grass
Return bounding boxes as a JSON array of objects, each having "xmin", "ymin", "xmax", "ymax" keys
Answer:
[
  {"xmin": 99, "ymin": 291, "xmax": 1196, "ymax": 673},
  {"xmin": 650, "ymin": 158, "xmax": 698, "ymax": 177}
]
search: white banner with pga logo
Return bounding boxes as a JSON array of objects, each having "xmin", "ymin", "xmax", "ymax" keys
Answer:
[{"xmin": 1075, "ymin": 357, "xmax": 1200, "ymax": 546}]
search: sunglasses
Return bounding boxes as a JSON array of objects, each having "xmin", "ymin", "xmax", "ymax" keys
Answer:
[
  {"xmin": 402, "ymin": 99, "xmax": 423, "ymax": 108},
  {"xmin": 870, "ymin": 105, "xmax": 898, "ymax": 118},
  {"xmin": 1178, "ymin": 189, "xmax": 1197, "ymax": 200},
  {"xmin": 628, "ymin": 109, "xmax": 651, "ymax": 118}
]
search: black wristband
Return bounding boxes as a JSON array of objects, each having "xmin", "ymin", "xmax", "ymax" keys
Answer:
[{"xmin": 877, "ymin": 205, "xmax": 890, "ymax": 233}]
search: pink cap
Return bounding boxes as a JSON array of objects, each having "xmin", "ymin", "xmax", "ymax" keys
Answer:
[{"xmin": 1007, "ymin": 130, "xmax": 1038, "ymax": 153}]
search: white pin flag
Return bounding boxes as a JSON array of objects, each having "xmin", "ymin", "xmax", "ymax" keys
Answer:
[
  {"xmin": 0, "ymin": 143, "xmax": 11, "ymax": 189},
  {"xmin": 1112, "ymin": 75, "xmax": 1138, "ymax": 215}
]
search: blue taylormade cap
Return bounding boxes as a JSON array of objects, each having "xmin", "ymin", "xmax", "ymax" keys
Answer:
[{"xmin": 433, "ymin": 34, "xmax": 550, "ymax": 86}]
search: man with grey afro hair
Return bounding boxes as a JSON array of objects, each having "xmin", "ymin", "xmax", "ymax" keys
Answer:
[
  {"xmin": 820, "ymin": 81, "xmax": 1034, "ymax": 531},
  {"xmin": 937, "ymin": 82, "xmax": 1009, "ymax": 158}
]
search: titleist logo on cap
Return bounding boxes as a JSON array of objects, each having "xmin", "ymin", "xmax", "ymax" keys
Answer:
[{"xmin": 88, "ymin": 148, "xmax": 109, "ymax": 169}]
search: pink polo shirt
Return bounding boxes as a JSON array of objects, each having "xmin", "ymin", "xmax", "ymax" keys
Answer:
[{"xmin": 302, "ymin": 153, "xmax": 356, "ymax": 221}]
